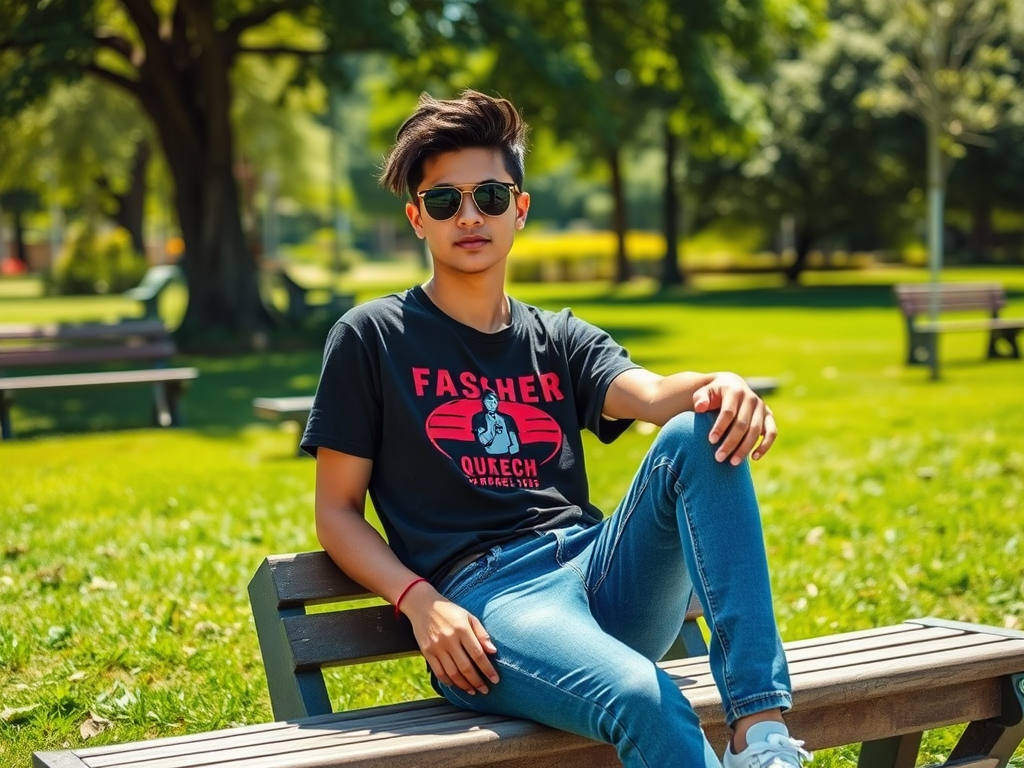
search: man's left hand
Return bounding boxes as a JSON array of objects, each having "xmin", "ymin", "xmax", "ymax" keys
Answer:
[{"xmin": 692, "ymin": 373, "xmax": 777, "ymax": 464}]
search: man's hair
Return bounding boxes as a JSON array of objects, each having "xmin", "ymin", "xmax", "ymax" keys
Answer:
[{"xmin": 380, "ymin": 89, "xmax": 527, "ymax": 200}]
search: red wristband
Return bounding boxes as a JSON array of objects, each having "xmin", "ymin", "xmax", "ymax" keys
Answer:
[{"xmin": 394, "ymin": 577, "xmax": 428, "ymax": 618}]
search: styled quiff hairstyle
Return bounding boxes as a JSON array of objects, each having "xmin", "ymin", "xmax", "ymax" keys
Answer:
[{"xmin": 380, "ymin": 89, "xmax": 528, "ymax": 200}]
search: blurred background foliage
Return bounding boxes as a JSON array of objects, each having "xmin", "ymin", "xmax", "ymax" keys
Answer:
[{"xmin": 0, "ymin": 0, "xmax": 1023, "ymax": 342}]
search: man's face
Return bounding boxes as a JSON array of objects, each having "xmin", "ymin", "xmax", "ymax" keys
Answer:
[
  {"xmin": 405, "ymin": 147, "xmax": 530, "ymax": 279},
  {"xmin": 483, "ymin": 394, "xmax": 498, "ymax": 413}
]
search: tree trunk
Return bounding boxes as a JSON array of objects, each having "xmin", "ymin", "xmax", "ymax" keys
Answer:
[
  {"xmin": 12, "ymin": 207, "xmax": 28, "ymax": 265},
  {"xmin": 109, "ymin": 0, "xmax": 275, "ymax": 350},
  {"xmin": 112, "ymin": 139, "xmax": 151, "ymax": 256},
  {"xmin": 784, "ymin": 226, "xmax": 815, "ymax": 285},
  {"xmin": 607, "ymin": 148, "xmax": 630, "ymax": 283},
  {"xmin": 660, "ymin": 119, "xmax": 684, "ymax": 288}
]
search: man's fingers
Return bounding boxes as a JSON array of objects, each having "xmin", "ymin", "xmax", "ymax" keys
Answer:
[
  {"xmin": 729, "ymin": 418, "xmax": 763, "ymax": 465},
  {"xmin": 713, "ymin": 398, "xmax": 754, "ymax": 462},
  {"xmin": 752, "ymin": 411, "xmax": 778, "ymax": 460},
  {"xmin": 469, "ymin": 616, "xmax": 500, "ymax": 684}
]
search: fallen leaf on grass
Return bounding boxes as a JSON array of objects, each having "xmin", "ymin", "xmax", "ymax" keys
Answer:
[
  {"xmin": 80, "ymin": 712, "xmax": 113, "ymax": 740},
  {"xmin": 0, "ymin": 704, "xmax": 40, "ymax": 724}
]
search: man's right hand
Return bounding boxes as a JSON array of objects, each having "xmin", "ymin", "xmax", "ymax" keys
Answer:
[{"xmin": 399, "ymin": 581, "xmax": 501, "ymax": 695}]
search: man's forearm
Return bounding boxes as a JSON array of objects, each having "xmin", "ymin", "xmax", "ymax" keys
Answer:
[{"xmin": 315, "ymin": 507, "xmax": 421, "ymax": 606}]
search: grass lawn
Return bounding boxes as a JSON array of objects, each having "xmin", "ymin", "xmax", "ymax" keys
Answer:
[{"xmin": 2, "ymin": 265, "xmax": 1023, "ymax": 767}]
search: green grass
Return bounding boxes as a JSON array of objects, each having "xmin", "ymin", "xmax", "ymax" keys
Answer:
[{"xmin": 2, "ymin": 266, "xmax": 1024, "ymax": 767}]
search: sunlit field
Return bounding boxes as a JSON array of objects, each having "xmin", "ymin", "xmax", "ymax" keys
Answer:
[{"xmin": 2, "ymin": 266, "xmax": 1023, "ymax": 767}]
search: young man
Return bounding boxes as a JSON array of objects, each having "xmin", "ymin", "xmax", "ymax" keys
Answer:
[{"xmin": 302, "ymin": 90, "xmax": 810, "ymax": 768}]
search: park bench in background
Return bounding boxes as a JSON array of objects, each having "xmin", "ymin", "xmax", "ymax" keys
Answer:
[
  {"xmin": 33, "ymin": 550, "xmax": 1024, "ymax": 768},
  {"xmin": 0, "ymin": 319, "xmax": 197, "ymax": 439},
  {"xmin": 251, "ymin": 378, "xmax": 781, "ymax": 457},
  {"xmin": 253, "ymin": 395, "xmax": 315, "ymax": 455},
  {"xmin": 894, "ymin": 282, "xmax": 1024, "ymax": 368},
  {"xmin": 261, "ymin": 259, "xmax": 355, "ymax": 325},
  {"xmin": 123, "ymin": 264, "xmax": 180, "ymax": 319}
]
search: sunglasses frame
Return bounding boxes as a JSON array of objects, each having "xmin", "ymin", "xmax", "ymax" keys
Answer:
[{"xmin": 416, "ymin": 182, "xmax": 520, "ymax": 221}]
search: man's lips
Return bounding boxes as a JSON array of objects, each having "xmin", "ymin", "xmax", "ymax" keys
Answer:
[{"xmin": 455, "ymin": 235, "xmax": 490, "ymax": 248}]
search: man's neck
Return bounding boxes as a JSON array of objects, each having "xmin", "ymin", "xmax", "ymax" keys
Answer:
[{"xmin": 422, "ymin": 275, "xmax": 511, "ymax": 334}]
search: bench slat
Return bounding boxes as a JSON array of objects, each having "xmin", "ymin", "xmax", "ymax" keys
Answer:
[
  {"xmin": 35, "ymin": 623, "xmax": 1024, "ymax": 768},
  {"xmin": 0, "ymin": 368, "xmax": 198, "ymax": 391},
  {"xmin": 0, "ymin": 320, "xmax": 168, "ymax": 342},
  {"xmin": 0, "ymin": 341, "xmax": 177, "ymax": 368}
]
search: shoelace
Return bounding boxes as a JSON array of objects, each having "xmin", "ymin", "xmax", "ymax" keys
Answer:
[{"xmin": 750, "ymin": 733, "xmax": 813, "ymax": 766}]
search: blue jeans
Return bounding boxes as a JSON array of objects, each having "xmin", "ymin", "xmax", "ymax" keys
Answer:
[{"xmin": 435, "ymin": 411, "xmax": 792, "ymax": 768}]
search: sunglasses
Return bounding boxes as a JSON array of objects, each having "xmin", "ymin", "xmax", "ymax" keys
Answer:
[{"xmin": 417, "ymin": 182, "xmax": 519, "ymax": 221}]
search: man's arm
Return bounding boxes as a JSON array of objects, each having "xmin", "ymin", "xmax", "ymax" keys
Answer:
[
  {"xmin": 601, "ymin": 368, "xmax": 777, "ymax": 464},
  {"xmin": 314, "ymin": 447, "xmax": 500, "ymax": 694}
]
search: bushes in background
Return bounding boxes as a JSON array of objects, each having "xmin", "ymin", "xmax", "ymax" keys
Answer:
[{"xmin": 50, "ymin": 224, "xmax": 148, "ymax": 295}]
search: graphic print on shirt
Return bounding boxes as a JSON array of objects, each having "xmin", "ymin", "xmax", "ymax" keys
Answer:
[{"xmin": 415, "ymin": 367, "xmax": 565, "ymax": 489}]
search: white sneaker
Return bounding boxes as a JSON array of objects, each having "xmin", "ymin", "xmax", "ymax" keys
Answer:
[{"xmin": 722, "ymin": 721, "xmax": 812, "ymax": 768}]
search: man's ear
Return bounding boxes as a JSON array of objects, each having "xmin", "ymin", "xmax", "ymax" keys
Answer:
[
  {"xmin": 405, "ymin": 201, "xmax": 425, "ymax": 239},
  {"xmin": 514, "ymin": 191, "xmax": 530, "ymax": 230}
]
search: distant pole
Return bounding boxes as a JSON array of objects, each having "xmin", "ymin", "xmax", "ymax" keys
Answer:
[{"xmin": 924, "ymin": 12, "xmax": 943, "ymax": 382}]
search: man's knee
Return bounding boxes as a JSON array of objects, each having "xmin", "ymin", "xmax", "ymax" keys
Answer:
[{"xmin": 655, "ymin": 410, "xmax": 716, "ymax": 455}]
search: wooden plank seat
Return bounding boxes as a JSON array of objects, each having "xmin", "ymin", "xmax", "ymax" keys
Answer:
[
  {"xmin": 0, "ymin": 320, "xmax": 197, "ymax": 439},
  {"xmin": 32, "ymin": 549, "xmax": 1024, "ymax": 768},
  {"xmin": 893, "ymin": 282, "xmax": 1024, "ymax": 367}
]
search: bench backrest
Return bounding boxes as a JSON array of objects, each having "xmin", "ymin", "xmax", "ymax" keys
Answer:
[
  {"xmin": 894, "ymin": 282, "xmax": 1006, "ymax": 318},
  {"xmin": 0, "ymin": 320, "xmax": 176, "ymax": 371},
  {"xmin": 249, "ymin": 551, "xmax": 707, "ymax": 721}
]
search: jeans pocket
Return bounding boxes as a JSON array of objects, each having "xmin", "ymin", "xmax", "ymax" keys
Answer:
[{"xmin": 441, "ymin": 552, "xmax": 496, "ymax": 604}]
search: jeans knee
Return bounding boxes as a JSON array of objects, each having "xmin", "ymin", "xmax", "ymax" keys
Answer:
[{"xmin": 654, "ymin": 410, "xmax": 716, "ymax": 460}]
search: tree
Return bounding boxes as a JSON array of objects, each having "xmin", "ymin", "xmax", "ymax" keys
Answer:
[
  {"xmin": 456, "ymin": 0, "xmax": 821, "ymax": 286},
  {"xmin": 858, "ymin": 0, "xmax": 1024, "ymax": 376},
  {"xmin": 0, "ymin": 0, "xmax": 452, "ymax": 348},
  {"xmin": 693, "ymin": 8, "xmax": 921, "ymax": 284}
]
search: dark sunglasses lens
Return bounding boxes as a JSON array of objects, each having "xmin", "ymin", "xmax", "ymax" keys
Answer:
[
  {"xmin": 473, "ymin": 183, "xmax": 512, "ymax": 216},
  {"xmin": 423, "ymin": 188, "xmax": 463, "ymax": 220}
]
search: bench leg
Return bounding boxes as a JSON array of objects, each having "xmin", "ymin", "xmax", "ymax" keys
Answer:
[
  {"xmin": 908, "ymin": 328, "xmax": 937, "ymax": 367},
  {"xmin": 0, "ymin": 389, "xmax": 12, "ymax": 440},
  {"xmin": 152, "ymin": 382, "xmax": 173, "ymax": 427},
  {"xmin": 944, "ymin": 672, "xmax": 1024, "ymax": 768},
  {"xmin": 166, "ymin": 381, "xmax": 186, "ymax": 427},
  {"xmin": 151, "ymin": 381, "xmax": 187, "ymax": 428},
  {"xmin": 987, "ymin": 329, "xmax": 1021, "ymax": 360},
  {"xmin": 858, "ymin": 731, "xmax": 922, "ymax": 768},
  {"xmin": 294, "ymin": 415, "xmax": 310, "ymax": 457}
]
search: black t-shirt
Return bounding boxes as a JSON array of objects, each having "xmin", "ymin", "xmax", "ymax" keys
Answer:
[{"xmin": 300, "ymin": 286, "xmax": 640, "ymax": 582}]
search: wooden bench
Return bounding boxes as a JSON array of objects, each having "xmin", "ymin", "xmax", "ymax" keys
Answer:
[
  {"xmin": 0, "ymin": 319, "xmax": 198, "ymax": 439},
  {"xmin": 254, "ymin": 395, "xmax": 315, "ymax": 455},
  {"xmin": 31, "ymin": 549, "xmax": 1024, "ymax": 768},
  {"xmin": 893, "ymin": 282, "xmax": 1024, "ymax": 368},
  {"xmin": 261, "ymin": 260, "xmax": 355, "ymax": 325}
]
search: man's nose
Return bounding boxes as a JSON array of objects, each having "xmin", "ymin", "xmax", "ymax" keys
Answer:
[{"xmin": 455, "ymin": 192, "xmax": 484, "ymax": 224}]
